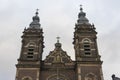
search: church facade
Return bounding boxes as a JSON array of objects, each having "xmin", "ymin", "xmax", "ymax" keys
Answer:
[{"xmin": 15, "ymin": 7, "xmax": 104, "ymax": 80}]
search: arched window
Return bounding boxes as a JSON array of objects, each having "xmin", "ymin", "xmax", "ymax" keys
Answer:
[
  {"xmin": 83, "ymin": 38, "xmax": 91, "ymax": 55},
  {"xmin": 27, "ymin": 48, "xmax": 34, "ymax": 59},
  {"xmin": 27, "ymin": 42, "xmax": 36, "ymax": 59}
]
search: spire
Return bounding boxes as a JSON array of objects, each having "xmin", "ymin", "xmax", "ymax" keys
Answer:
[
  {"xmin": 29, "ymin": 9, "xmax": 41, "ymax": 29},
  {"xmin": 77, "ymin": 5, "xmax": 89, "ymax": 24}
]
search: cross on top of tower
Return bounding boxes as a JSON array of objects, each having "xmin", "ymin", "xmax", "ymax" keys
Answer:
[
  {"xmin": 80, "ymin": 4, "xmax": 83, "ymax": 12},
  {"xmin": 35, "ymin": 9, "xmax": 39, "ymax": 16},
  {"xmin": 80, "ymin": 5, "xmax": 82, "ymax": 8}
]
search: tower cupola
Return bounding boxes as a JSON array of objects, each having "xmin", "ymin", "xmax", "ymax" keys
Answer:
[
  {"xmin": 29, "ymin": 9, "xmax": 41, "ymax": 29},
  {"xmin": 77, "ymin": 5, "xmax": 89, "ymax": 24},
  {"xmin": 32, "ymin": 9, "xmax": 39, "ymax": 22}
]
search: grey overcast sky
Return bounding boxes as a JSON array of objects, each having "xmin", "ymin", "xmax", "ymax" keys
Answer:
[{"xmin": 0, "ymin": 0, "xmax": 120, "ymax": 80}]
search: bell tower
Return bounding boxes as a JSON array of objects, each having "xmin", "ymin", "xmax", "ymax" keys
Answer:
[
  {"xmin": 73, "ymin": 6, "xmax": 104, "ymax": 80},
  {"xmin": 15, "ymin": 10, "xmax": 44, "ymax": 80}
]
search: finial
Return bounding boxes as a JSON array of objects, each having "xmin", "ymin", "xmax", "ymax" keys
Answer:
[
  {"xmin": 80, "ymin": 4, "xmax": 83, "ymax": 12},
  {"xmin": 56, "ymin": 36, "xmax": 60, "ymax": 43},
  {"xmin": 35, "ymin": 9, "xmax": 39, "ymax": 16}
]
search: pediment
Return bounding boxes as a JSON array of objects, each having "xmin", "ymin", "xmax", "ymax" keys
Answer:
[{"xmin": 44, "ymin": 48, "xmax": 72, "ymax": 63}]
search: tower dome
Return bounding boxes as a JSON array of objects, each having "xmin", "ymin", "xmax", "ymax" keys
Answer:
[
  {"xmin": 32, "ymin": 11, "xmax": 40, "ymax": 22},
  {"xmin": 29, "ymin": 9, "xmax": 41, "ymax": 29},
  {"xmin": 77, "ymin": 5, "xmax": 89, "ymax": 24}
]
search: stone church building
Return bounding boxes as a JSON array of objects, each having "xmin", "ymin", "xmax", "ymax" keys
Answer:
[{"xmin": 15, "ymin": 6, "xmax": 104, "ymax": 80}]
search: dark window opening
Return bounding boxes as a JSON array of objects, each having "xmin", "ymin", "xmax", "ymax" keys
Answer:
[
  {"xmin": 27, "ymin": 56, "xmax": 33, "ymax": 58},
  {"xmin": 83, "ymin": 43, "xmax": 91, "ymax": 55},
  {"xmin": 84, "ymin": 49, "xmax": 90, "ymax": 51},
  {"xmin": 83, "ymin": 39, "xmax": 91, "ymax": 56},
  {"xmin": 28, "ymin": 48, "xmax": 34, "ymax": 51},
  {"xmin": 85, "ymin": 52, "xmax": 91, "ymax": 55},
  {"xmin": 27, "ymin": 48, "xmax": 34, "ymax": 59},
  {"xmin": 84, "ymin": 45, "xmax": 90, "ymax": 48}
]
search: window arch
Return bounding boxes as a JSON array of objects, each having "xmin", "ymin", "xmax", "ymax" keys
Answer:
[
  {"xmin": 47, "ymin": 74, "xmax": 69, "ymax": 80},
  {"xmin": 28, "ymin": 42, "xmax": 36, "ymax": 47},
  {"xmin": 22, "ymin": 76, "xmax": 32, "ymax": 80},
  {"xmin": 82, "ymin": 38, "xmax": 91, "ymax": 55},
  {"xmin": 83, "ymin": 38, "xmax": 91, "ymax": 43},
  {"xmin": 85, "ymin": 73, "xmax": 97, "ymax": 80}
]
